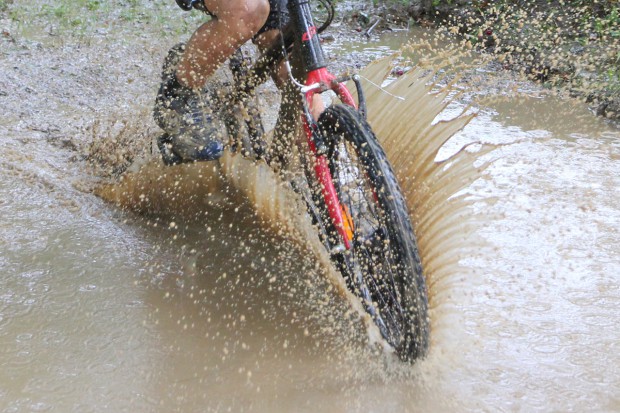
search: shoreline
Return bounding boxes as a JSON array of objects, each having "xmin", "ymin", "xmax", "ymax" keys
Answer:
[{"xmin": 341, "ymin": 0, "xmax": 620, "ymax": 123}]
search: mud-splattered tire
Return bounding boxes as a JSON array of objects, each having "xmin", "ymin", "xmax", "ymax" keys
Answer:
[{"xmin": 318, "ymin": 104, "xmax": 430, "ymax": 362}]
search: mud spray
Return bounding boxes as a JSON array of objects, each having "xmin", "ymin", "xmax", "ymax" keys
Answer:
[{"xmin": 97, "ymin": 55, "xmax": 491, "ymax": 375}]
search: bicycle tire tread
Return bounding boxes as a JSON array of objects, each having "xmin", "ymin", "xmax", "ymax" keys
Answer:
[{"xmin": 318, "ymin": 104, "xmax": 430, "ymax": 361}]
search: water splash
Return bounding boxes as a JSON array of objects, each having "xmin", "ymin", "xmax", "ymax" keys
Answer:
[{"xmin": 96, "ymin": 55, "xmax": 493, "ymax": 357}]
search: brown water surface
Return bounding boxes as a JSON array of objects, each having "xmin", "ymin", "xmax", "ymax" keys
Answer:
[{"xmin": 1, "ymin": 32, "xmax": 619, "ymax": 413}]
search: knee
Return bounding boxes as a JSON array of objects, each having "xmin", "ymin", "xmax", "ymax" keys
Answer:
[
  {"xmin": 224, "ymin": 0, "xmax": 270, "ymax": 40},
  {"xmin": 244, "ymin": 0, "xmax": 270, "ymax": 37}
]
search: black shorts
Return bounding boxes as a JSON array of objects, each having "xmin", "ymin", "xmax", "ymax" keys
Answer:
[{"xmin": 257, "ymin": 0, "xmax": 289, "ymax": 36}]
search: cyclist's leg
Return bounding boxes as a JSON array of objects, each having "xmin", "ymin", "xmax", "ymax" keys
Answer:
[
  {"xmin": 253, "ymin": 0, "xmax": 288, "ymax": 87},
  {"xmin": 154, "ymin": 0, "xmax": 269, "ymax": 162},
  {"xmin": 177, "ymin": 0, "xmax": 270, "ymax": 89}
]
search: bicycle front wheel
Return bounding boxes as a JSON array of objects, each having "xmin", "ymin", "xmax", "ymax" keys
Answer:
[{"xmin": 318, "ymin": 104, "xmax": 430, "ymax": 362}]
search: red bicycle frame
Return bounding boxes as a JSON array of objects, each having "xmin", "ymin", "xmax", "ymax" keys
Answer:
[
  {"xmin": 302, "ymin": 68, "xmax": 358, "ymax": 249},
  {"xmin": 287, "ymin": 0, "xmax": 361, "ymax": 250}
]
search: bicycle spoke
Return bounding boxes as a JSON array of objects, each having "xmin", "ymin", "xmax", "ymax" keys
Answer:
[
  {"xmin": 318, "ymin": 104, "xmax": 430, "ymax": 361},
  {"xmin": 331, "ymin": 138, "xmax": 410, "ymax": 344}
]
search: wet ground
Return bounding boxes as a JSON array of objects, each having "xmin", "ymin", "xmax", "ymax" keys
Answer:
[{"xmin": 2, "ymin": 8, "xmax": 620, "ymax": 413}]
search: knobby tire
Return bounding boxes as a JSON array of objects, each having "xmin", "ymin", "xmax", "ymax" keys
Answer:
[{"xmin": 317, "ymin": 104, "xmax": 430, "ymax": 361}]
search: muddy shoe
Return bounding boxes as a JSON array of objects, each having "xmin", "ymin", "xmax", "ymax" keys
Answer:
[
  {"xmin": 153, "ymin": 45, "xmax": 225, "ymax": 163},
  {"xmin": 153, "ymin": 75, "xmax": 225, "ymax": 163}
]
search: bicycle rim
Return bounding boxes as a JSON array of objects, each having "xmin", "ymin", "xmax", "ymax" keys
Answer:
[{"xmin": 317, "ymin": 104, "xmax": 430, "ymax": 361}]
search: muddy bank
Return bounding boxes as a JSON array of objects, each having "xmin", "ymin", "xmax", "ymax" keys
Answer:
[
  {"xmin": 345, "ymin": 0, "xmax": 620, "ymax": 123},
  {"xmin": 0, "ymin": 1, "xmax": 181, "ymax": 180}
]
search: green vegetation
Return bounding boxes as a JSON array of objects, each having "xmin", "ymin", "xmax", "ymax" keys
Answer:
[
  {"xmin": 2, "ymin": 0, "xmax": 205, "ymax": 42},
  {"xmin": 352, "ymin": 0, "xmax": 619, "ymax": 116},
  {"xmin": 0, "ymin": 0, "xmax": 12, "ymax": 12},
  {"xmin": 424, "ymin": 0, "xmax": 620, "ymax": 115}
]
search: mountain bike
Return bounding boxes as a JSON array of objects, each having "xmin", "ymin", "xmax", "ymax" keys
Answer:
[{"xmin": 159, "ymin": 0, "xmax": 430, "ymax": 362}]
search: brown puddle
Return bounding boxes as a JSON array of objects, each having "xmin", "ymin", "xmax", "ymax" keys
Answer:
[{"xmin": 2, "ymin": 36, "xmax": 619, "ymax": 413}]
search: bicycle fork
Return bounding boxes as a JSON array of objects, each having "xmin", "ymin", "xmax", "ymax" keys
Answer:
[{"xmin": 300, "ymin": 67, "xmax": 358, "ymax": 251}]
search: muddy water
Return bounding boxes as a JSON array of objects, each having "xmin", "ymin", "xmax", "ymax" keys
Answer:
[
  {"xmin": 434, "ymin": 95, "xmax": 620, "ymax": 411},
  {"xmin": 2, "ymin": 41, "xmax": 620, "ymax": 413}
]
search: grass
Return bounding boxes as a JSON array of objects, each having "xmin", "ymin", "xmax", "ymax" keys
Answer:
[
  {"xmin": 3, "ymin": 0, "xmax": 205, "ymax": 43},
  {"xmin": 0, "ymin": 0, "xmax": 10, "ymax": 12}
]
